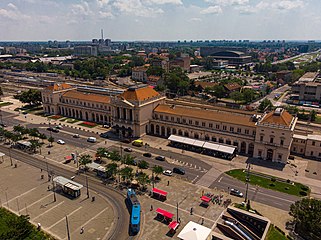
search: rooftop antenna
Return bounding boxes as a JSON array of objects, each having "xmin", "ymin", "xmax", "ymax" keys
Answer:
[{"xmin": 101, "ymin": 29, "xmax": 104, "ymax": 39}]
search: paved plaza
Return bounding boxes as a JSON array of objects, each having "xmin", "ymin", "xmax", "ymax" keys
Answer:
[{"xmin": 0, "ymin": 156, "xmax": 115, "ymax": 240}]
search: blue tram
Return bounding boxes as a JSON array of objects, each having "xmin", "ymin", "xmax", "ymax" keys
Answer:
[{"xmin": 126, "ymin": 188, "xmax": 141, "ymax": 234}]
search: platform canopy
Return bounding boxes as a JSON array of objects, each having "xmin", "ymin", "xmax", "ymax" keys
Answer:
[
  {"xmin": 202, "ymin": 142, "xmax": 236, "ymax": 155},
  {"xmin": 169, "ymin": 221, "xmax": 180, "ymax": 230},
  {"xmin": 156, "ymin": 208, "xmax": 174, "ymax": 219},
  {"xmin": 201, "ymin": 196, "xmax": 211, "ymax": 203},
  {"xmin": 53, "ymin": 176, "xmax": 83, "ymax": 191},
  {"xmin": 178, "ymin": 221, "xmax": 211, "ymax": 240},
  {"xmin": 152, "ymin": 188, "xmax": 168, "ymax": 196}
]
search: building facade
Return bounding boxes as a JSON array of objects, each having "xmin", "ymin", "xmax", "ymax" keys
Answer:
[{"xmin": 43, "ymin": 83, "xmax": 321, "ymax": 163}]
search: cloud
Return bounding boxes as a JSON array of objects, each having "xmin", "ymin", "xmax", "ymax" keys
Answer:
[
  {"xmin": 112, "ymin": 0, "xmax": 164, "ymax": 17},
  {"xmin": 200, "ymin": 5, "xmax": 222, "ymax": 14},
  {"xmin": 0, "ymin": 3, "xmax": 30, "ymax": 20},
  {"xmin": 237, "ymin": 5, "xmax": 256, "ymax": 15},
  {"xmin": 188, "ymin": 17, "xmax": 202, "ymax": 22},
  {"xmin": 144, "ymin": 0, "xmax": 183, "ymax": 5},
  {"xmin": 205, "ymin": 0, "xmax": 249, "ymax": 6},
  {"xmin": 99, "ymin": 10, "xmax": 114, "ymax": 18},
  {"xmin": 71, "ymin": 1, "xmax": 93, "ymax": 16},
  {"xmin": 97, "ymin": 0, "xmax": 110, "ymax": 7},
  {"xmin": 272, "ymin": 0, "xmax": 304, "ymax": 10}
]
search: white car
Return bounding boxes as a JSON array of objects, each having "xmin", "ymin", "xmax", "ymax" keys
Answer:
[
  {"xmin": 57, "ymin": 139, "xmax": 65, "ymax": 145},
  {"xmin": 87, "ymin": 137, "xmax": 97, "ymax": 143},
  {"xmin": 163, "ymin": 170, "xmax": 173, "ymax": 176}
]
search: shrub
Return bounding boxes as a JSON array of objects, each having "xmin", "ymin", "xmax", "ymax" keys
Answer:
[
  {"xmin": 299, "ymin": 191, "xmax": 308, "ymax": 196},
  {"xmin": 275, "ymin": 225, "xmax": 286, "ymax": 235},
  {"xmin": 285, "ymin": 187, "xmax": 289, "ymax": 190},
  {"xmin": 271, "ymin": 177, "xmax": 276, "ymax": 182},
  {"xmin": 270, "ymin": 183, "xmax": 276, "ymax": 187},
  {"xmin": 301, "ymin": 186, "xmax": 309, "ymax": 191},
  {"xmin": 286, "ymin": 179, "xmax": 291, "ymax": 183}
]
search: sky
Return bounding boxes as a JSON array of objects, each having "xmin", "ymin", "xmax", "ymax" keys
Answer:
[{"xmin": 0, "ymin": 0, "xmax": 320, "ymax": 41}]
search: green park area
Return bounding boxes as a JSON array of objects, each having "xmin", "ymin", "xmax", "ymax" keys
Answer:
[
  {"xmin": 266, "ymin": 225, "xmax": 289, "ymax": 240},
  {"xmin": 226, "ymin": 169, "xmax": 310, "ymax": 197},
  {"xmin": 0, "ymin": 102, "xmax": 13, "ymax": 107},
  {"xmin": 0, "ymin": 208, "xmax": 52, "ymax": 240}
]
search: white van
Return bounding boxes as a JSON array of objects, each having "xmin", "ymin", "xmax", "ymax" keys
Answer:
[{"xmin": 87, "ymin": 137, "xmax": 97, "ymax": 143}]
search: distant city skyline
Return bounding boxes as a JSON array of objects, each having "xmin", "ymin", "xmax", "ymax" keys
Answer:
[{"xmin": 0, "ymin": 0, "xmax": 320, "ymax": 41}]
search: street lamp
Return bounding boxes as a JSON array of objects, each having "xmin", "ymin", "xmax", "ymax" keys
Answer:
[
  {"xmin": 8, "ymin": 148, "xmax": 12, "ymax": 166},
  {"xmin": 244, "ymin": 163, "xmax": 251, "ymax": 203}
]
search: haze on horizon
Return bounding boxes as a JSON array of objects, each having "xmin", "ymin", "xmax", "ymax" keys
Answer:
[{"xmin": 0, "ymin": 0, "xmax": 320, "ymax": 41}]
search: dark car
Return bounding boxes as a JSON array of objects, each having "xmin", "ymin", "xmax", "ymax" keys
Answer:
[
  {"xmin": 143, "ymin": 152, "xmax": 152, "ymax": 158},
  {"xmin": 122, "ymin": 139, "xmax": 131, "ymax": 144},
  {"xmin": 155, "ymin": 156, "xmax": 165, "ymax": 161},
  {"xmin": 173, "ymin": 167, "xmax": 185, "ymax": 175},
  {"xmin": 52, "ymin": 128, "xmax": 59, "ymax": 133},
  {"xmin": 230, "ymin": 189, "xmax": 243, "ymax": 197},
  {"xmin": 0, "ymin": 123, "xmax": 7, "ymax": 127},
  {"xmin": 47, "ymin": 127, "xmax": 53, "ymax": 131},
  {"xmin": 99, "ymin": 132, "xmax": 109, "ymax": 138}
]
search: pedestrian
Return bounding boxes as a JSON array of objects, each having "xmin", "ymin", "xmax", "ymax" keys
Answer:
[
  {"xmin": 80, "ymin": 227, "xmax": 84, "ymax": 234},
  {"xmin": 178, "ymin": 218, "xmax": 181, "ymax": 223},
  {"xmin": 40, "ymin": 169, "xmax": 42, "ymax": 172},
  {"xmin": 201, "ymin": 218, "xmax": 204, "ymax": 225},
  {"xmin": 150, "ymin": 205, "xmax": 153, "ymax": 211},
  {"xmin": 167, "ymin": 180, "xmax": 169, "ymax": 186},
  {"xmin": 190, "ymin": 207, "xmax": 193, "ymax": 215},
  {"xmin": 48, "ymin": 185, "xmax": 50, "ymax": 191}
]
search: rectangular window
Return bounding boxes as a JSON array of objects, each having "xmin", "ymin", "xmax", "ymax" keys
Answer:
[
  {"xmin": 155, "ymin": 114, "xmax": 158, "ymax": 119},
  {"xmin": 278, "ymin": 154, "xmax": 282, "ymax": 160},
  {"xmin": 202, "ymin": 122, "xmax": 205, "ymax": 127},
  {"xmin": 270, "ymin": 137, "xmax": 274, "ymax": 144},
  {"xmin": 182, "ymin": 119, "xmax": 186, "ymax": 124},
  {"xmin": 319, "ymin": 152, "xmax": 321, "ymax": 157},
  {"xmin": 177, "ymin": 118, "xmax": 180, "ymax": 123},
  {"xmin": 195, "ymin": 121, "xmax": 199, "ymax": 126},
  {"xmin": 189, "ymin": 120, "xmax": 192, "ymax": 124},
  {"xmin": 237, "ymin": 128, "xmax": 241, "ymax": 133},
  {"xmin": 260, "ymin": 136, "xmax": 264, "ymax": 142},
  {"xmin": 312, "ymin": 141, "xmax": 315, "ymax": 146},
  {"xmin": 223, "ymin": 126, "xmax": 227, "ymax": 131},
  {"xmin": 311, "ymin": 151, "xmax": 314, "ymax": 156},
  {"xmin": 280, "ymin": 139, "xmax": 284, "ymax": 146},
  {"xmin": 253, "ymin": 131, "xmax": 256, "ymax": 136},
  {"xmin": 160, "ymin": 115, "xmax": 163, "ymax": 120},
  {"xmin": 230, "ymin": 127, "xmax": 234, "ymax": 132},
  {"xmin": 209, "ymin": 123, "xmax": 213, "ymax": 128},
  {"xmin": 165, "ymin": 116, "xmax": 169, "ymax": 121},
  {"xmin": 245, "ymin": 129, "xmax": 249, "ymax": 135},
  {"xmin": 216, "ymin": 124, "xmax": 220, "ymax": 129}
]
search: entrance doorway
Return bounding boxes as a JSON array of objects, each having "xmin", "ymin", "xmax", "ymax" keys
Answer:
[{"xmin": 267, "ymin": 149, "xmax": 273, "ymax": 161}]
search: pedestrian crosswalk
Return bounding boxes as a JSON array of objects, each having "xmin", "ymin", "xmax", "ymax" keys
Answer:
[{"xmin": 174, "ymin": 159, "xmax": 208, "ymax": 173}]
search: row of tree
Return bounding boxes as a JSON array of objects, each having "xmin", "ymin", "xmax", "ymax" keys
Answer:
[{"xmin": 14, "ymin": 89, "xmax": 42, "ymax": 106}]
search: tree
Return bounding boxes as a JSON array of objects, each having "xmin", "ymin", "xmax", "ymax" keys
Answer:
[
  {"xmin": 258, "ymin": 99, "xmax": 273, "ymax": 112},
  {"xmin": 164, "ymin": 67, "xmax": 190, "ymax": 95},
  {"xmin": 119, "ymin": 166, "xmax": 134, "ymax": 182},
  {"xmin": 38, "ymin": 133, "xmax": 47, "ymax": 143},
  {"xmin": 290, "ymin": 198, "xmax": 321, "ymax": 240},
  {"xmin": 48, "ymin": 136, "xmax": 54, "ymax": 147},
  {"xmin": 229, "ymin": 91, "xmax": 243, "ymax": 103},
  {"xmin": 29, "ymin": 139, "xmax": 41, "ymax": 153},
  {"xmin": 109, "ymin": 150, "xmax": 121, "ymax": 162},
  {"xmin": 138, "ymin": 160, "xmax": 149, "ymax": 171},
  {"xmin": 136, "ymin": 172, "xmax": 150, "ymax": 190},
  {"xmin": 152, "ymin": 165, "xmax": 163, "ymax": 178},
  {"xmin": 105, "ymin": 163, "xmax": 118, "ymax": 179},
  {"xmin": 0, "ymin": 87, "xmax": 3, "ymax": 96},
  {"xmin": 28, "ymin": 128, "xmax": 40, "ymax": 139},
  {"xmin": 122, "ymin": 154, "xmax": 136, "ymax": 165},
  {"xmin": 310, "ymin": 110, "xmax": 317, "ymax": 122},
  {"xmin": 96, "ymin": 147, "xmax": 108, "ymax": 158},
  {"xmin": 210, "ymin": 85, "xmax": 226, "ymax": 98},
  {"xmin": 14, "ymin": 89, "xmax": 42, "ymax": 106},
  {"xmin": 242, "ymin": 89, "xmax": 256, "ymax": 104},
  {"xmin": 79, "ymin": 154, "xmax": 92, "ymax": 167}
]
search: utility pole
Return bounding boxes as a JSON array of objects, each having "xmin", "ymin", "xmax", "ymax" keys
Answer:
[
  {"xmin": 65, "ymin": 216, "xmax": 71, "ymax": 240},
  {"xmin": 46, "ymin": 157, "xmax": 50, "ymax": 181},
  {"xmin": 245, "ymin": 163, "xmax": 251, "ymax": 203},
  {"xmin": 52, "ymin": 179, "xmax": 56, "ymax": 202},
  {"xmin": 86, "ymin": 176, "xmax": 89, "ymax": 198},
  {"xmin": 48, "ymin": 118, "xmax": 52, "ymax": 139},
  {"xmin": 152, "ymin": 171, "xmax": 155, "ymax": 189},
  {"xmin": 9, "ymin": 148, "xmax": 12, "ymax": 166},
  {"xmin": 176, "ymin": 202, "xmax": 179, "ymax": 222}
]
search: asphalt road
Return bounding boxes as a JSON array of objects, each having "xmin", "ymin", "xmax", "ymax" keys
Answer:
[
  {"xmin": 0, "ymin": 145, "xmax": 132, "ymax": 240},
  {"xmin": 210, "ymin": 174, "xmax": 300, "ymax": 211}
]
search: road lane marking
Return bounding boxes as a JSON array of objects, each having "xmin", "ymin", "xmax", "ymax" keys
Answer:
[
  {"xmin": 7, "ymin": 186, "xmax": 39, "ymax": 204},
  {"xmin": 32, "ymin": 201, "xmax": 65, "ymax": 221},
  {"xmin": 218, "ymin": 177, "xmax": 223, "ymax": 183},
  {"xmin": 66, "ymin": 208, "xmax": 108, "ymax": 240},
  {"xmin": 19, "ymin": 193, "xmax": 52, "ymax": 212},
  {"xmin": 48, "ymin": 206, "xmax": 83, "ymax": 230}
]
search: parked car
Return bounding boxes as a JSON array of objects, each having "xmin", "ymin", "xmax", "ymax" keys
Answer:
[
  {"xmin": 173, "ymin": 167, "xmax": 185, "ymax": 175},
  {"xmin": 47, "ymin": 127, "xmax": 53, "ymax": 131},
  {"xmin": 163, "ymin": 170, "xmax": 173, "ymax": 176},
  {"xmin": 55, "ymin": 125, "xmax": 62, "ymax": 129},
  {"xmin": 99, "ymin": 132, "xmax": 109, "ymax": 138},
  {"xmin": 102, "ymin": 124, "xmax": 110, "ymax": 128},
  {"xmin": 143, "ymin": 152, "xmax": 152, "ymax": 158},
  {"xmin": 155, "ymin": 156, "xmax": 165, "ymax": 161},
  {"xmin": 73, "ymin": 134, "xmax": 80, "ymax": 138},
  {"xmin": 87, "ymin": 137, "xmax": 97, "ymax": 143},
  {"xmin": 230, "ymin": 189, "xmax": 243, "ymax": 197},
  {"xmin": 124, "ymin": 147, "xmax": 133, "ymax": 152},
  {"xmin": 122, "ymin": 139, "xmax": 131, "ymax": 143},
  {"xmin": 0, "ymin": 123, "xmax": 7, "ymax": 127},
  {"xmin": 57, "ymin": 139, "xmax": 65, "ymax": 145}
]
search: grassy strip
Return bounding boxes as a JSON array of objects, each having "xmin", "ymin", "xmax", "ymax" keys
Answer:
[
  {"xmin": 78, "ymin": 122, "xmax": 97, "ymax": 128},
  {"xmin": 0, "ymin": 207, "xmax": 54, "ymax": 239},
  {"xmin": 226, "ymin": 169, "xmax": 309, "ymax": 197},
  {"xmin": 0, "ymin": 102, "xmax": 13, "ymax": 107},
  {"xmin": 266, "ymin": 225, "xmax": 288, "ymax": 240}
]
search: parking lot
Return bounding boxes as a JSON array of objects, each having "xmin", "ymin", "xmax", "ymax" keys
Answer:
[{"xmin": 0, "ymin": 157, "xmax": 115, "ymax": 240}]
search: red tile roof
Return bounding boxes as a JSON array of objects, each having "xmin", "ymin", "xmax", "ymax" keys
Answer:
[
  {"xmin": 62, "ymin": 90, "xmax": 110, "ymax": 103},
  {"xmin": 120, "ymin": 86, "xmax": 160, "ymax": 101},
  {"xmin": 260, "ymin": 110, "xmax": 293, "ymax": 127},
  {"xmin": 46, "ymin": 83, "xmax": 72, "ymax": 91}
]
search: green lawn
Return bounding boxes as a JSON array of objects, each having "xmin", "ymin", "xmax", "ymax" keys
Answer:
[
  {"xmin": 266, "ymin": 225, "xmax": 288, "ymax": 240},
  {"xmin": 0, "ymin": 207, "xmax": 52, "ymax": 239},
  {"xmin": 226, "ymin": 169, "xmax": 309, "ymax": 197},
  {"xmin": 0, "ymin": 102, "xmax": 13, "ymax": 107}
]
